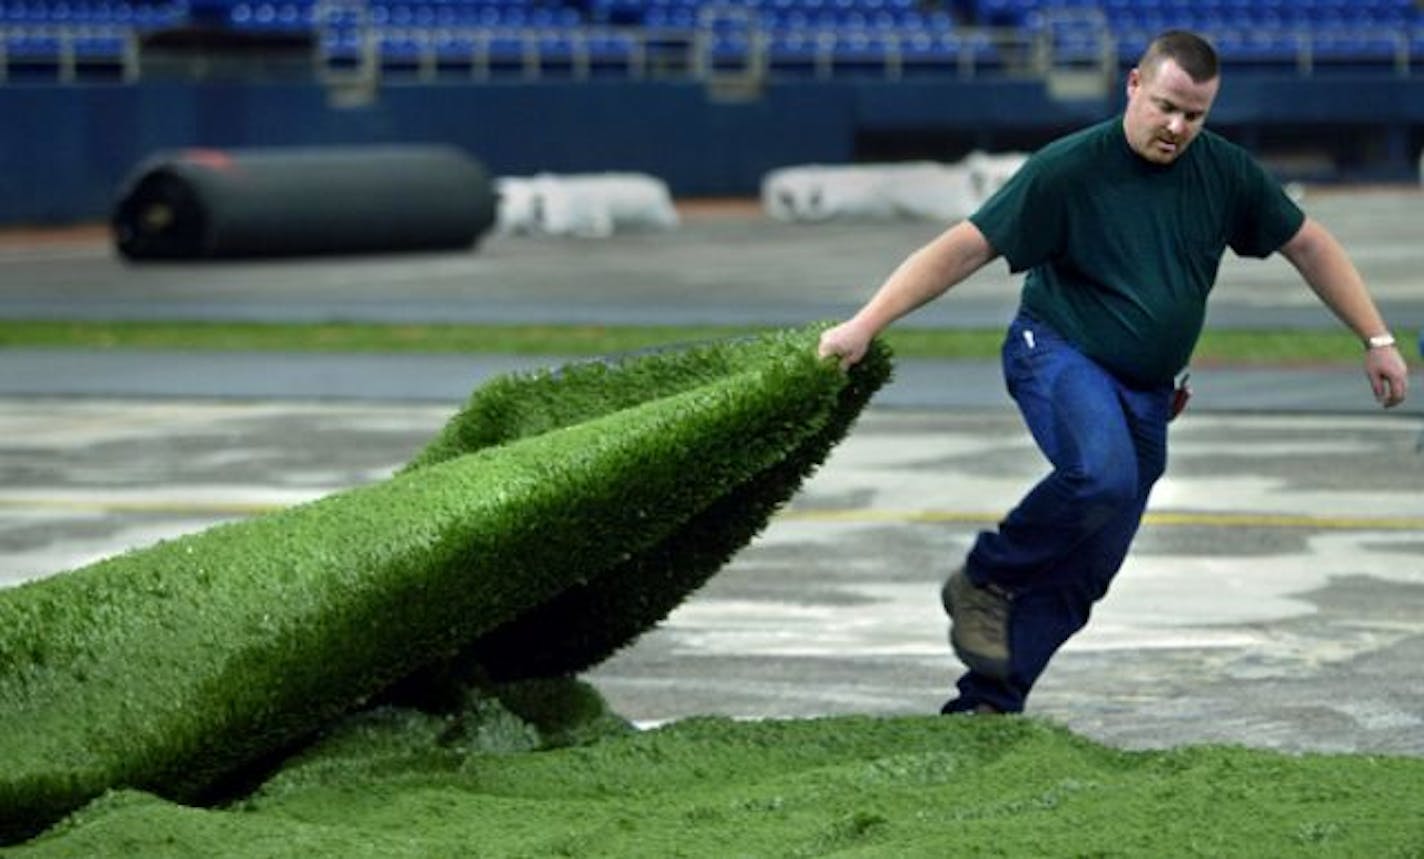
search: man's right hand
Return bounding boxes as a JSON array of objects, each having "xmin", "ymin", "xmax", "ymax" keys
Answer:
[
  {"xmin": 1365, "ymin": 343, "xmax": 1408, "ymax": 408},
  {"xmin": 817, "ymin": 322, "xmax": 872, "ymax": 371}
]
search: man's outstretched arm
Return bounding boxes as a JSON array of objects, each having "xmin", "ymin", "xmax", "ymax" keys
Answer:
[
  {"xmin": 818, "ymin": 220, "xmax": 998, "ymax": 369},
  {"xmin": 1279, "ymin": 216, "xmax": 1409, "ymax": 408}
]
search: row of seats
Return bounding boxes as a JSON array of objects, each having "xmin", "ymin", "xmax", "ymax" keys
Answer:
[
  {"xmin": 596, "ymin": 0, "xmax": 928, "ymax": 12},
  {"xmin": 6, "ymin": 0, "xmax": 1424, "ymax": 82},
  {"xmin": 1071, "ymin": 28, "xmax": 1420, "ymax": 68},
  {"xmin": 336, "ymin": 27, "xmax": 638, "ymax": 64},
  {"xmin": 294, "ymin": 0, "xmax": 954, "ymax": 31},
  {"xmin": 970, "ymin": 0, "xmax": 1420, "ymax": 27},
  {"xmin": 9, "ymin": 29, "xmax": 1422, "ymax": 80},
  {"xmin": 313, "ymin": 3, "xmax": 583, "ymax": 29},
  {"xmin": 2, "ymin": 28, "xmax": 126, "ymax": 52},
  {"xmin": 254, "ymin": 1, "xmax": 961, "ymax": 34},
  {"xmin": 590, "ymin": 0, "xmax": 925, "ymax": 22},
  {"xmin": 320, "ymin": 25, "xmax": 1004, "ymax": 78},
  {"xmin": 1, "ymin": 27, "xmax": 133, "ymax": 80},
  {"xmin": 718, "ymin": 26, "xmax": 997, "ymax": 62},
  {"xmin": 317, "ymin": 24, "xmax": 1424, "ymax": 77},
  {"xmin": 1105, "ymin": 12, "xmax": 1415, "ymax": 31},
  {"xmin": 4, "ymin": 0, "xmax": 1422, "ymax": 32},
  {"xmin": 0, "ymin": 0, "xmax": 187, "ymax": 26},
  {"xmin": 233, "ymin": 1, "xmax": 1424, "ymax": 36}
]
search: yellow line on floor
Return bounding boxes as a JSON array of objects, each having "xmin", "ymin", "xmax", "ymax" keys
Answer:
[
  {"xmin": 0, "ymin": 498, "xmax": 292, "ymax": 516},
  {"xmin": 778, "ymin": 508, "xmax": 1424, "ymax": 531},
  {"xmin": 3, "ymin": 498, "xmax": 1423, "ymax": 532}
]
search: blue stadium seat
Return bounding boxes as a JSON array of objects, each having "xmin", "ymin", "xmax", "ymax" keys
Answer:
[
  {"xmin": 588, "ymin": 0, "xmax": 643, "ymax": 25},
  {"xmin": 829, "ymin": 28, "xmax": 891, "ymax": 76},
  {"xmin": 1219, "ymin": 28, "xmax": 1300, "ymax": 68},
  {"xmin": 1308, "ymin": 29, "xmax": 1404, "ymax": 72},
  {"xmin": 534, "ymin": 30, "xmax": 580, "ymax": 76},
  {"xmin": 429, "ymin": 29, "xmax": 474, "ymax": 71},
  {"xmin": 4, "ymin": 0, "xmax": 180, "ymax": 26},
  {"xmin": 899, "ymin": 30, "xmax": 962, "ymax": 76},
  {"xmin": 130, "ymin": 0, "xmax": 184, "ymax": 27},
  {"xmin": 642, "ymin": 5, "xmax": 695, "ymax": 27},
  {"xmin": 900, "ymin": 9, "xmax": 952, "ymax": 30},
  {"xmin": 320, "ymin": 26, "xmax": 361, "ymax": 64},
  {"xmin": 1114, "ymin": 27, "xmax": 1151, "ymax": 65},
  {"xmin": 4, "ymin": 30, "xmax": 63, "ymax": 57},
  {"xmin": 485, "ymin": 30, "xmax": 527, "ymax": 72},
  {"xmin": 229, "ymin": 1, "xmax": 311, "ymax": 31},
  {"xmin": 585, "ymin": 30, "xmax": 637, "ymax": 76},
  {"xmin": 767, "ymin": 28, "xmax": 825, "ymax": 76},
  {"xmin": 974, "ymin": 0, "xmax": 1032, "ymax": 27},
  {"xmin": 72, "ymin": 28, "xmax": 126, "ymax": 56},
  {"xmin": 708, "ymin": 29, "xmax": 754, "ymax": 72},
  {"xmin": 91, "ymin": 0, "xmax": 133, "ymax": 21},
  {"xmin": 378, "ymin": 29, "xmax": 427, "ymax": 74}
]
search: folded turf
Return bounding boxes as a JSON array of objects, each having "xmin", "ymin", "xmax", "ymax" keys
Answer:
[
  {"xmin": 399, "ymin": 327, "xmax": 892, "ymax": 682},
  {"xmin": 0, "ymin": 329, "xmax": 880, "ymax": 844}
]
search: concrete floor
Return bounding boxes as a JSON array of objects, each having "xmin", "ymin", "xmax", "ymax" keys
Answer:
[
  {"xmin": 2, "ymin": 399, "xmax": 1420, "ymax": 756},
  {"xmin": 2, "ymin": 189, "xmax": 1422, "ymax": 755}
]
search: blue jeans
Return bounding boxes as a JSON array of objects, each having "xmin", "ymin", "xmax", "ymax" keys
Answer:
[{"xmin": 945, "ymin": 310, "xmax": 1173, "ymax": 714}]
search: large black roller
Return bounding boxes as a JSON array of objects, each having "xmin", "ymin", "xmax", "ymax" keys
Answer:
[{"xmin": 112, "ymin": 145, "xmax": 497, "ymax": 259}]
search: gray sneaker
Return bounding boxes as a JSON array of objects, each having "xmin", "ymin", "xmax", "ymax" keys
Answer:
[{"xmin": 940, "ymin": 566, "xmax": 1012, "ymax": 680}]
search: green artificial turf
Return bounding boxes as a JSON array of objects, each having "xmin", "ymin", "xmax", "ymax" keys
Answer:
[
  {"xmin": 0, "ymin": 328, "xmax": 869, "ymax": 844},
  {"xmin": 396, "ymin": 328, "xmax": 891, "ymax": 685},
  {"xmin": 3, "ymin": 323, "xmax": 1417, "ymax": 856},
  {"xmin": 8, "ymin": 685, "xmax": 1422, "ymax": 858},
  {"xmin": 0, "ymin": 320, "xmax": 1379, "ymax": 365}
]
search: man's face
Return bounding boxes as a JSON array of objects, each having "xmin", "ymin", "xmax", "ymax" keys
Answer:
[{"xmin": 1123, "ymin": 58, "xmax": 1219, "ymax": 165}]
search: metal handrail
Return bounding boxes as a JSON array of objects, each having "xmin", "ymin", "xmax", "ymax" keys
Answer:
[
  {"xmin": 2, "ymin": 19, "xmax": 1419, "ymax": 85},
  {"xmin": 305, "ymin": 24, "xmax": 1044, "ymax": 83}
]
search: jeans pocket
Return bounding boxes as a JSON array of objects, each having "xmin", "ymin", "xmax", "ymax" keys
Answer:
[{"xmin": 1002, "ymin": 317, "xmax": 1041, "ymax": 395}]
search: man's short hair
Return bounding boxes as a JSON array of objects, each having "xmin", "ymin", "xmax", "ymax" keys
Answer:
[{"xmin": 1139, "ymin": 30, "xmax": 1219, "ymax": 82}]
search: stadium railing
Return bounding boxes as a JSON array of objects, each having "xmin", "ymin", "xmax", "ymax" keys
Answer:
[
  {"xmin": 2, "ymin": 0, "xmax": 1422, "ymax": 84},
  {"xmin": 0, "ymin": 0, "xmax": 187, "ymax": 80}
]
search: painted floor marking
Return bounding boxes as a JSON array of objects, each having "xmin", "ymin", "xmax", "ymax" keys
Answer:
[
  {"xmin": 782, "ymin": 508, "xmax": 1424, "ymax": 531},
  {"xmin": 3, "ymin": 496, "xmax": 1422, "ymax": 532}
]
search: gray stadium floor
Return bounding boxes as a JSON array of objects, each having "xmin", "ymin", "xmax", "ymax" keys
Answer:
[{"xmin": 2, "ymin": 189, "xmax": 1422, "ymax": 755}]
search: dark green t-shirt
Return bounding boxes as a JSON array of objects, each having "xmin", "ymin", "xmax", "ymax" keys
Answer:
[{"xmin": 970, "ymin": 116, "xmax": 1305, "ymax": 386}]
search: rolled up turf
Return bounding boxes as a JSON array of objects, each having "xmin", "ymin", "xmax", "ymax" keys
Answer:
[
  {"xmin": 0, "ymin": 328, "xmax": 883, "ymax": 844},
  {"xmin": 399, "ymin": 327, "xmax": 893, "ymax": 683},
  {"xmin": 111, "ymin": 145, "xmax": 497, "ymax": 259}
]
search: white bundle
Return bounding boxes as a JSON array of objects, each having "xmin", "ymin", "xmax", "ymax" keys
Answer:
[
  {"xmin": 963, "ymin": 151, "xmax": 1030, "ymax": 206},
  {"xmin": 761, "ymin": 164, "xmax": 901, "ymax": 222},
  {"xmin": 493, "ymin": 176, "xmax": 542, "ymax": 235},
  {"xmin": 880, "ymin": 162, "xmax": 979, "ymax": 221},
  {"xmin": 760, "ymin": 152, "xmax": 1030, "ymax": 223},
  {"xmin": 495, "ymin": 172, "xmax": 679, "ymax": 238}
]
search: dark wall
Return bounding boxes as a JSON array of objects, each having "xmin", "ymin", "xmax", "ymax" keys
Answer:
[{"xmin": 2, "ymin": 76, "xmax": 1421, "ymax": 225}]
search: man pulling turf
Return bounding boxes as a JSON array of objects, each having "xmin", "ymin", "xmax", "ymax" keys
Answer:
[{"xmin": 817, "ymin": 30, "xmax": 1410, "ymax": 715}]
